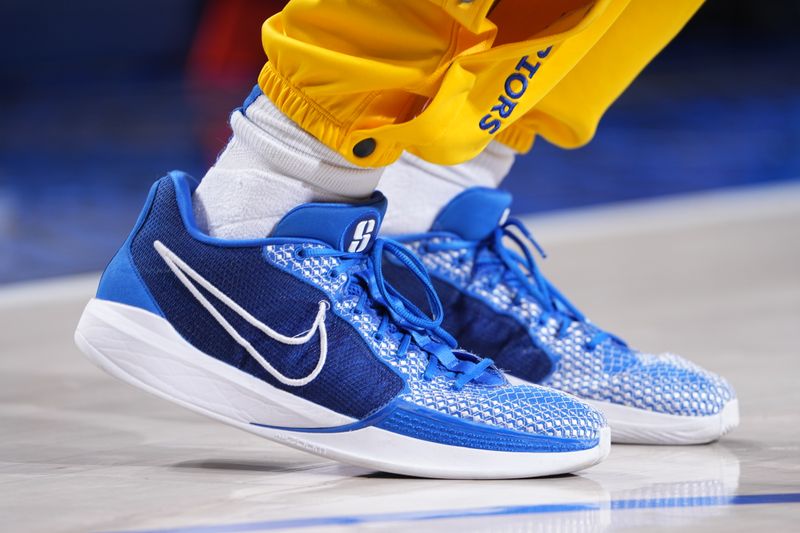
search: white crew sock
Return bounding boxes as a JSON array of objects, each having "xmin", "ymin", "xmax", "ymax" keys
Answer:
[
  {"xmin": 378, "ymin": 141, "xmax": 517, "ymax": 235},
  {"xmin": 193, "ymin": 95, "xmax": 383, "ymax": 239}
]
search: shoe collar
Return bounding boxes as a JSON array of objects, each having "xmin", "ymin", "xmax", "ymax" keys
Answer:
[{"xmin": 431, "ymin": 187, "xmax": 512, "ymax": 241}]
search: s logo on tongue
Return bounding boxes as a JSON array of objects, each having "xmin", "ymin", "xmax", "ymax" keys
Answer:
[
  {"xmin": 347, "ymin": 218, "xmax": 376, "ymax": 253},
  {"xmin": 499, "ymin": 207, "xmax": 510, "ymax": 226}
]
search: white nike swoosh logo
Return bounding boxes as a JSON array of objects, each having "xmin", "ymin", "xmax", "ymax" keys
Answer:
[{"xmin": 154, "ymin": 240, "xmax": 328, "ymax": 387}]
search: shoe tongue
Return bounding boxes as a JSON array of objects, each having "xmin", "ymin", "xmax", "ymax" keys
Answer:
[
  {"xmin": 431, "ymin": 187, "xmax": 512, "ymax": 241},
  {"xmin": 272, "ymin": 192, "xmax": 387, "ymax": 252}
]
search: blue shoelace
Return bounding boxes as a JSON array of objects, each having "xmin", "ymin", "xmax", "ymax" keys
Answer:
[
  {"xmin": 427, "ymin": 218, "xmax": 625, "ymax": 351},
  {"xmin": 297, "ymin": 238, "xmax": 495, "ymax": 390}
]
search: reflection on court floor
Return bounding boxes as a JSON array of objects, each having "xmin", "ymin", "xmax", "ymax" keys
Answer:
[{"xmin": 1, "ymin": 183, "xmax": 798, "ymax": 532}]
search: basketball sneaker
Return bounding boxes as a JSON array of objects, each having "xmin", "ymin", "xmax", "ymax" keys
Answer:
[
  {"xmin": 74, "ymin": 172, "xmax": 609, "ymax": 478},
  {"xmin": 386, "ymin": 187, "xmax": 738, "ymax": 445}
]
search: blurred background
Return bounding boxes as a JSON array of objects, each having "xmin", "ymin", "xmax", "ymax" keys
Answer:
[{"xmin": 0, "ymin": 0, "xmax": 798, "ymax": 284}]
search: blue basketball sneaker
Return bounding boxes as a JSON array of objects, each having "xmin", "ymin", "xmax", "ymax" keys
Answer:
[
  {"xmin": 386, "ymin": 187, "xmax": 738, "ymax": 445},
  {"xmin": 75, "ymin": 172, "xmax": 609, "ymax": 478}
]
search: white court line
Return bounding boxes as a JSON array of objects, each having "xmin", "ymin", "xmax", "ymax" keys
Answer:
[{"xmin": 0, "ymin": 181, "xmax": 798, "ymax": 310}]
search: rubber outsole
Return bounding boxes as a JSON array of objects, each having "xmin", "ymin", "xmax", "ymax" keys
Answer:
[
  {"xmin": 506, "ymin": 374, "xmax": 738, "ymax": 445},
  {"xmin": 583, "ymin": 398, "xmax": 739, "ymax": 445},
  {"xmin": 75, "ymin": 298, "xmax": 610, "ymax": 479}
]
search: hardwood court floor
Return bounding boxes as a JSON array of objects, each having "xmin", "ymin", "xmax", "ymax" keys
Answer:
[{"xmin": 1, "ymin": 183, "xmax": 798, "ymax": 533}]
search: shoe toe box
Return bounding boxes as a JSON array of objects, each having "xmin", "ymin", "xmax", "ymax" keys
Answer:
[
  {"xmin": 488, "ymin": 382, "xmax": 608, "ymax": 441},
  {"xmin": 404, "ymin": 377, "xmax": 607, "ymax": 451},
  {"xmin": 615, "ymin": 352, "xmax": 736, "ymax": 417}
]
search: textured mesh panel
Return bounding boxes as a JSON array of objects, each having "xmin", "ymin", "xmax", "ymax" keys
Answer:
[
  {"xmin": 267, "ymin": 243, "xmax": 606, "ymax": 440},
  {"xmin": 130, "ymin": 180, "xmax": 404, "ymax": 419},
  {"xmin": 403, "ymin": 376, "xmax": 603, "ymax": 440},
  {"xmin": 375, "ymin": 400, "xmax": 597, "ymax": 452},
  {"xmin": 404, "ymin": 236, "xmax": 736, "ymax": 417}
]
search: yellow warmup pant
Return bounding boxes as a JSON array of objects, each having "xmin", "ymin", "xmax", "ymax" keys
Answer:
[{"xmin": 259, "ymin": 0, "xmax": 702, "ymax": 167}]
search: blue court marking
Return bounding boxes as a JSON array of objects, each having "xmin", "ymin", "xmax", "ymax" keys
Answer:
[{"xmin": 109, "ymin": 492, "xmax": 800, "ymax": 533}]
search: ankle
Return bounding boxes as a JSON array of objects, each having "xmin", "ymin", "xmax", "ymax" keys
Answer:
[
  {"xmin": 378, "ymin": 142, "xmax": 516, "ymax": 235},
  {"xmin": 193, "ymin": 95, "xmax": 383, "ymax": 239}
]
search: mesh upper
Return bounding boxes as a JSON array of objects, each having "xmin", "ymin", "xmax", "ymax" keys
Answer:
[
  {"xmin": 114, "ymin": 176, "xmax": 610, "ymax": 452},
  {"xmin": 266, "ymin": 243, "xmax": 606, "ymax": 440},
  {"xmin": 404, "ymin": 236, "xmax": 736, "ymax": 417},
  {"xmin": 130, "ymin": 180, "xmax": 404, "ymax": 419}
]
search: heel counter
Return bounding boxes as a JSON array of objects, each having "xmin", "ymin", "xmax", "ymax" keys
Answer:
[{"xmin": 96, "ymin": 181, "xmax": 163, "ymax": 316}]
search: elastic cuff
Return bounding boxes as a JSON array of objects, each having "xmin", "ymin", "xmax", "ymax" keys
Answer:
[
  {"xmin": 259, "ymin": 64, "xmax": 346, "ymax": 157},
  {"xmin": 259, "ymin": 63, "xmax": 404, "ymax": 168},
  {"xmin": 496, "ymin": 123, "xmax": 536, "ymax": 155}
]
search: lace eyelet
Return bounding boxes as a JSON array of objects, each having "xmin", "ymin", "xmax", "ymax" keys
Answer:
[
  {"xmin": 373, "ymin": 333, "xmax": 384, "ymax": 342},
  {"xmin": 293, "ymin": 248, "xmax": 306, "ymax": 260},
  {"xmin": 328, "ymin": 269, "xmax": 339, "ymax": 279}
]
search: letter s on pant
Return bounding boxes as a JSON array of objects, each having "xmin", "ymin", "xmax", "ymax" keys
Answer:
[{"xmin": 479, "ymin": 114, "xmax": 501, "ymax": 134}]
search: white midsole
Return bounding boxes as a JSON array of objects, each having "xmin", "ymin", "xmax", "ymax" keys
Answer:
[
  {"xmin": 75, "ymin": 298, "xmax": 609, "ymax": 478},
  {"xmin": 506, "ymin": 374, "xmax": 739, "ymax": 445}
]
